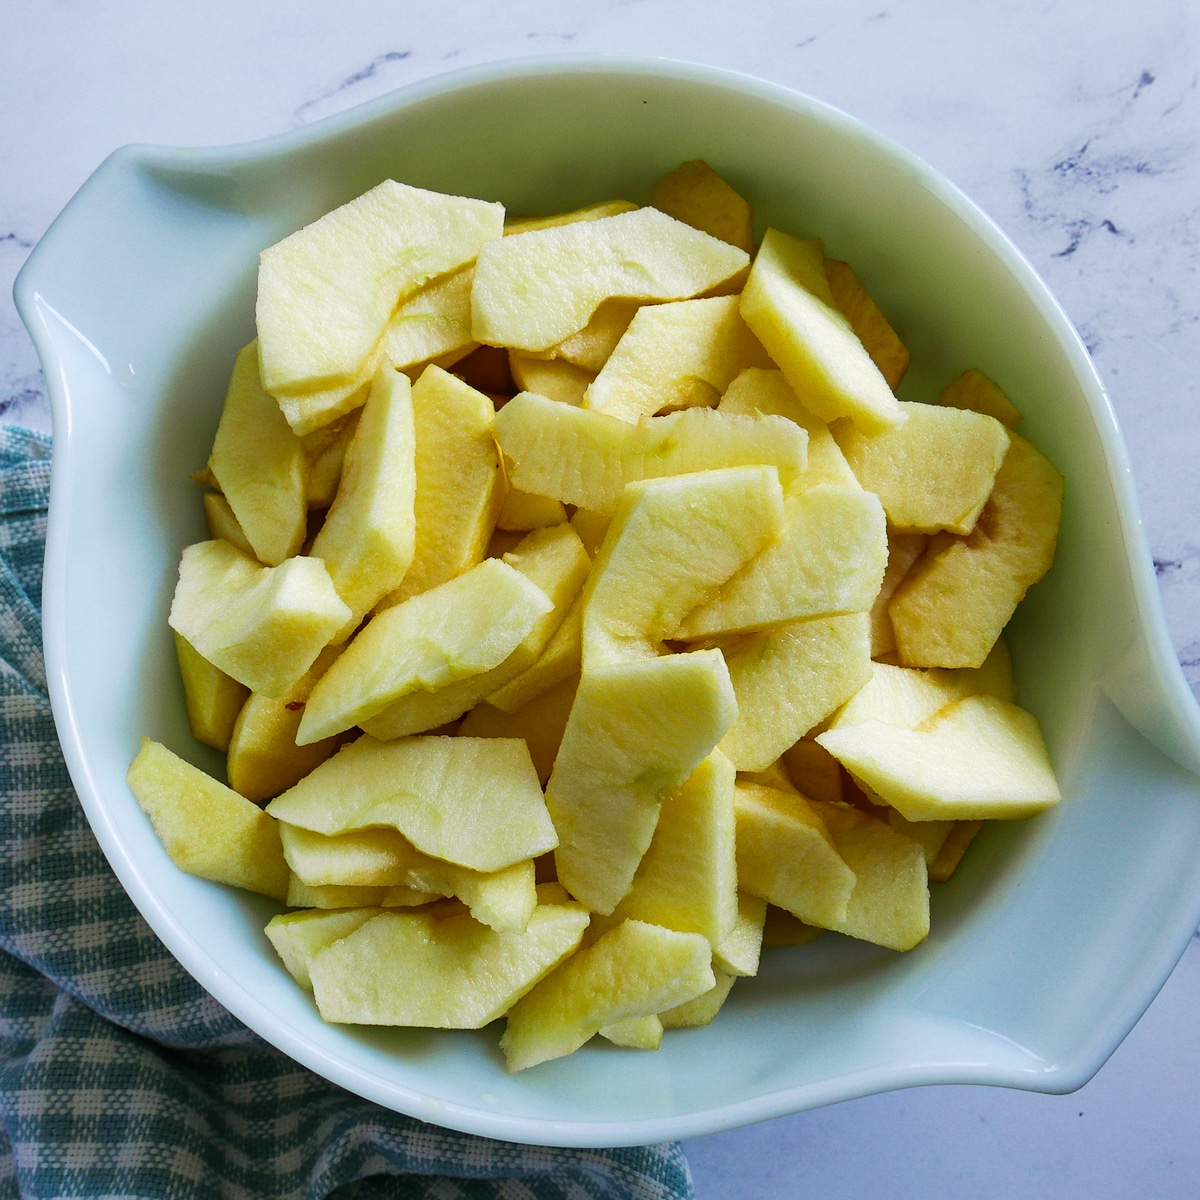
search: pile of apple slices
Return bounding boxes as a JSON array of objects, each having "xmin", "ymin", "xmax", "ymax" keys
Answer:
[{"xmin": 127, "ymin": 161, "xmax": 1065, "ymax": 1073}]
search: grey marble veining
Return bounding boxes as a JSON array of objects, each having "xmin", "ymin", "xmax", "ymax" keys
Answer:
[{"xmin": 3, "ymin": 2, "xmax": 1199, "ymax": 1196}]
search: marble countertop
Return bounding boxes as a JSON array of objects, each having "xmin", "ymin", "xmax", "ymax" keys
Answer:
[{"xmin": 3, "ymin": 2, "xmax": 1198, "ymax": 1195}]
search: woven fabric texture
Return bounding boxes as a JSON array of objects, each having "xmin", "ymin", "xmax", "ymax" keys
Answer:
[{"xmin": 0, "ymin": 425, "xmax": 693, "ymax": 1200}]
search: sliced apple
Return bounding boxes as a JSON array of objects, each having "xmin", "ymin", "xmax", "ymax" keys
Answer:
[
  {"xmin": 168, "ymin": 540, "xmax": 350, "ymax": 700},
  {"xmin": 599, "ymin": 751, "xmax": 738, "ymax": 947},
  {"xmin": 547, "ymin": 650, "xmax": 737, "ymax": 914},
  {"xmin": 719, "ymin": 613, "xmax": 872, "ymax": 771},
  {"xmin": 675, "ymin": 485, "xmax": 886, "ymax": 639},
  {"xmin": 309, "ymin": 366, "xmax": 417, "ymax": 630},
  {"xmin": 718, "ymin": 367, "xmax": 860, "ymax": 491},
  {"xmin": 381, "ymin": 264, "xmax": 476, "ymax": 371},
  {"xmin": 713, "ymin": 892, "xmax": 767, "ymax": 977},
  {"xmin": 310, "ymin": 902, "xmax": 589, "ymax": 1028},
  {"xmin": 733, "ymin": 782, "xmax": 855, "ymax": 928},
  {"xmin": 495, "ymin": 391, "xmax": 808, "ymax": 513},
  {"xmin": 653, "ymin": 160, "xmax": 754, "ymax": 253},
  {"xmin": 582, "ymin": 295, "xmax": 771, "ymax": 422},
  {"xmin": 499, "ymin": 919, "xmax": 714, "ymax": 1071},
  {"xmin": 817, "ymin": 694, "xmax": 1061, "ymax": 821},
  {"xmin": 834, "ymin": 401, "xmax": 1010, "ymax": 535},
  {"xmin": 740, "ymin": 228, "xmax": 903, "ymax": 433},
  {"xmin": 940, "ymin": 368, "xmax": 1022, "ymax": 428},
  {"xmin": 209, "ymin": 341, "xmax": 307, "ymax": 566},
  {"xmin": 257, "ymin": 180, "xmax": 503, "ymax": 395},
  {"xmin": 266, "ymin": 735, "xmax": 557, "ymax": 872},
  {"xmin": 265, "ymin": 907, "xmax": 382, "ymax": 990},
  {"xmin": 459, "ymin": 674, "xmax": 579, "ymax": 785},
  {"xmin": 824, "ymin": 258, "xmax": 909, "ymax": 391},
  {"xmin": 472, "ymin": 206, "xmax": 749, "ymax": 351},
  {"xmin": 227, "ymin": 693, "xmax": 341, "ymax": 803},
  {"xmin": 173, "ymin": 632, "xmax": 248, "ymax": 753},
  {"xmin": 360, "ymin": 524, "xmax": 590, "ymax": 739},
  {"xmin": 888, "ymin": 434, "xmax": 1064, "ymax": 667},
  {"xmin": 298, "ymin": 557, "xmax": 552, "ymax": 743},
  {"xmin": 374, "ymin": 365, "xmax": 504, "ymax": 608},
  {"xmin": 583, "ymin": 467, "xmax": 785, "ymax": 668},
  {"xmin": 127, "ymin": 738, "xmax": 288, "ymax": 900}
]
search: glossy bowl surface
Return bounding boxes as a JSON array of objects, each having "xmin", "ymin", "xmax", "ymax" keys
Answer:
[{"xmin": 15, "ymin": 56, "xmax": 1200, "ymax": 1148}]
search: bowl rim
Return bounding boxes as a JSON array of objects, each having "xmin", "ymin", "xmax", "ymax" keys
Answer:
[{"xmin": 15, "ymin": 52, "xmax": 1200, "ymax": 1148}]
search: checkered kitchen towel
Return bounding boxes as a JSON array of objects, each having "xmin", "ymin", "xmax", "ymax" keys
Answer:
[{"xmin": 0, "ymin": 425, "xmax": 694, "ymax": 1200}]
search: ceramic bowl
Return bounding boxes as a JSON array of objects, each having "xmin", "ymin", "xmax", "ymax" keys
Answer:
[{"xmin": 15, "ymin": 56, "xmax": 1200, "ymax": 1148}]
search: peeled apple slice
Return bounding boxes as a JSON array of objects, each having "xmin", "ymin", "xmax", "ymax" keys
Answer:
[
  {"xmin": 471, "ymin": 206, "xmax": 749, "ymax": 351},
  {"xmin": 266, "ymin": 735, "xmax": 557, "ymax": 873},
  {"xmin": 494, "ymin": 391, "xmax": 808, "ymax": 513},
  {"xmin": 310, "ymin": 902, "xmax": 589, "ymax": 1028},
  {"xmin": 257, "ymin": 179, "xmax": 503, "ymax": 395}
]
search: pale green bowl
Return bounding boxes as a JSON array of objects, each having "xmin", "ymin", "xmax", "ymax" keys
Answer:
[{"xmin": 15, "ymin": 56, "xmax": 1200, "ymax": 1148}]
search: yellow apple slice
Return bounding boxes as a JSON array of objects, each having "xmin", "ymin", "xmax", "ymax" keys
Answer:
[
  {"xmin": 599, "ymin": 1015, "xmax": 663, "ymax": 1049},
  {"xmin": 297, "ymin": 558, "xmax": 552, "ymax": 743},
  {"xmin": 940, "ymin": 368, "xmax": 1022, "ymax": 428},
  {"xmin": 168, "ymin": 540, "xmax": 350, "ymax": 700},
  {"xmin": 535, "ymin": 299, "xmax": 640, "ymax": 372},
  {"xmin": 494, "ymin": 391, "xmax": 808, "ymax": 513},
  {"xmin": 257, "ymin": 180, "xmax": 503, "ymax": 395},
  {"xmin": 928, "ymin": 820, "xmax": 985, "ymax": 882},
  {"xmin": 374, "ymin": 365, "xmax": 504, "ymax": 608},
  {"xmin": 809, "ymin": 802, "xmax": 929, "ymax": 951},
  {"xmin": 740, "ymin": 228, "xmax": 903, "ymax": 433},
  {"xmin": 496, "ymin": 489, "xmax": 567, "ymax": 532},
  {"xmin": 713, "ymin": 892, "xmax": 767, "ymax": 977},
  {"xmin": 888, "ymin": 433, "xmax": 1064, "ymax": 667},
  {"xmin": 285, "ymin": 878, "xmax": 393, "ymax": 909},
  {"xmin": 499, "ymin": 919, "xmax": 715, "ymax": 1071},
  {"xmin": 718, "ymin": 367, "xmax": 860, "ymax": 491},
  {"xmin": 824, "ymin": 258, "xmax": 910, "ymax": 391},
  {"xmin": 275, "ymin": 363, "xmax": 377, "ymax": 439},
  {"xmin": 226, "ymin": 693, "xmax": 341, "ymax": 803},
  {"xmin": 201, "ymin": 490, "xmax": 256, "ymax": 558},
  {"xmin": 310, "ymin": 902, "xmax": 589, "ymax": 1028},
  {"xmin": 583, "ymin": 467, "xmax": 785, "ymax": 669},
  {"xmin": 548, "ymin": 649, "xmax": 738, "ymax": 914},
  {"xmin": 733, "ymin": 782, "xmax": 856, "ymax": 928},
  {"xmin": 582, "ymin": 295, "xmax": 771, "ymax": 422},
  {"xmin": 869, "ymin": 530, "xmax": 928, "ymax": 657},
  {"xmin": 508, "ymin": 353, "xmax": 595, "ymax": 405},
  {"xmin": 309, "ymin": 366, "xmax": 417, "ymax": 630},
  {"xmin": 816, "ymin": 694, "xmax": 1061, "ymax": 821},
  {"xmin": 302, "ymin": 411, "xmax": 360, "ymax": 508},
  {"xmin": 503, "ymin": 200, "xmax": 638, "ymax": 235},
  {"xmin": 380, "ymin": 264, "xmax": 476, "ymax": 371},
  {"xmin": 265, "ymin": 907, "xmax": 382, "ymax": 990},
  {"xmin": 472, "ymin": 206, "xmax": 749, "ymax": 351},
  {"xmin": 210, "ymin": 341, "xmax": 307, "ymax": 566},
  {"xmin": 279, "ymin": 823, "xmax": 416, "ymax": 887},
  {"xmin": 660, "ymin": 968, "xmax": 738, "ymax": 1029},
  {"xmin": 459, "ymin": 674, "xmax": 579, "ymax": 785},
  {"xmin": 485, "ymin": 594, "xmax": 582, "ymax": 714},
  {"xmin": 127, "ymin": 738, "xmax": 288, "ymax": 901},
  {"xmin": 360, "ymin": 524, "xmax": 590, "ymax": 739},
  {"xmin": 598, "ymin": 751, "xmax": 738, "ymax": 947},
  {"xmin": 674, "ymin": 484, "xmax": 886, "ymax": 639},
  {"xmin": 834, "ymin": 401, "xmax": 1010, "ymax": 535},
  {"xmin": 719, "ymin": 612, "xmax": 872, "ymax": 771},
  {"xmin": 653, "ymin": 160, "xmax": 755, "ymax": 253},
  {"xmin": 173, "ymin": 632, "xmax": 248, "ymax": 753},
  {"xmin": 267, "ymin": 735, "xmax": 557, "ymax": 872}
]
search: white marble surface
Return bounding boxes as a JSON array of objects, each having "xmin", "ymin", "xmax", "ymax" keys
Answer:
[{"xmin": 3, "ymin": 2, "xmax": 1198, "ymax": 1196}]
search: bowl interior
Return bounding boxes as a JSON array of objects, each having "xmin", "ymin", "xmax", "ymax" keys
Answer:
[{"xmin": 18, "ymin": 58, "xmax": 1200, "ymax": 1146}]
